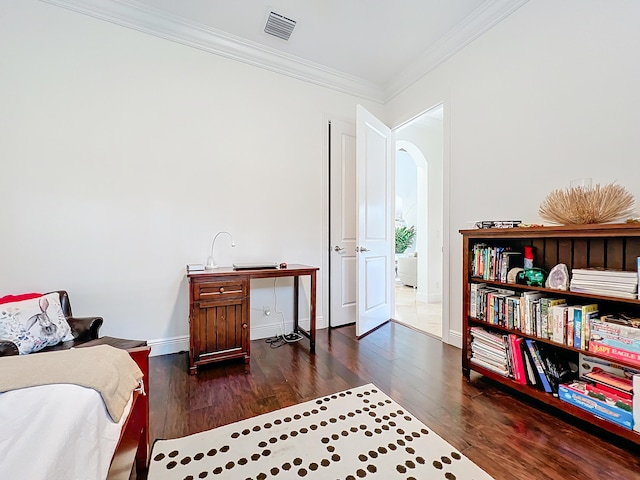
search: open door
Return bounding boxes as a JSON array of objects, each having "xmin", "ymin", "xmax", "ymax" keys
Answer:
[{"xmin": 355, "ymin": 105, "xmax": 394, "ymax": 337}]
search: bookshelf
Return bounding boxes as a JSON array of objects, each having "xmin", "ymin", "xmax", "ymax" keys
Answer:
[{"xmin": 460, "ymin": 223, "xmax": 640, "ymax": 445}]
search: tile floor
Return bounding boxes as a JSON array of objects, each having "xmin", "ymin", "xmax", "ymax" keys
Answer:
[{"xmin": 393, "ymin": 281, "xmax": 442, "ymax": 338}]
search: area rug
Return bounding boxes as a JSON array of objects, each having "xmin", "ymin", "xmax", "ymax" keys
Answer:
[{"xmin": 148, "ymin": 383, "xmax": 493, "ymax": 480}]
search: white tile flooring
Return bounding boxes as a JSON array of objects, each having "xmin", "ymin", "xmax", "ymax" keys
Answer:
[{"xmin": 393, "ymin": 282, "xmax": 442, "ymax": 338}]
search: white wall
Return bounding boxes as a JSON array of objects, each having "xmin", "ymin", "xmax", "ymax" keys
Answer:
[
  {"xmin": 0, "ymin": 1, "xmax": 380, "ymax": 354},
  {"xmin": 386, "ymin": 0, "xmax": 640, "ymax": 346}
]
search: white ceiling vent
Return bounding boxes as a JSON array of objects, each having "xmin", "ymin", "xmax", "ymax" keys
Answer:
[{"xmin": 264, "ymin": 11, "xmax": 296, "ymax": 41}]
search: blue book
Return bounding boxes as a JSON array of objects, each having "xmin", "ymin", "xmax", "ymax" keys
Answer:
[
  {"xmin": 574, "ymin": 308, "xmax": 582, "ymax": 350},
  {"xmin": 525, "ymin": 339, "xmax": 553, "ymax": 393}
]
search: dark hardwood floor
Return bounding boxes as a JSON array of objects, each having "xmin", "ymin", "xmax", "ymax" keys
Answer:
[{"xmin": 148, "ymin": 322, "xmax": 640, "ymax": 479}]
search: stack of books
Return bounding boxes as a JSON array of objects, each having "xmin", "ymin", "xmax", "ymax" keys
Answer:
[
  {"xmin": 569, "ymin": 268, "xmax": 638, "ymax": 299},
  {"xmin": 589, "ymin": 314, "xmax": 640, "ymax": 366},
  {"xmin": 469, "ymin": 327, "xmax": 509, "ymax": 377},
  {"xmin": 558, "ymin": 353, "xmax": 640, "ymax": 430}
]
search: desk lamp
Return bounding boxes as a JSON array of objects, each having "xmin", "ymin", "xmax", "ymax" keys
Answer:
[{"xmin": 205, "ymin": 231, "xmax": 236, "ymax": 270}]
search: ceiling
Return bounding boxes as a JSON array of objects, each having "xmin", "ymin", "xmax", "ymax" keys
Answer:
[{"xmin": 43, "ymin": 0, "xmax": 528, "ymax": 102}]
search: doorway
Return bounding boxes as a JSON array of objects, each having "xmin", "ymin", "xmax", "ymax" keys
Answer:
[{"xmin": 393, "ymin": 105, "xmax": 444, "ymax": 338}]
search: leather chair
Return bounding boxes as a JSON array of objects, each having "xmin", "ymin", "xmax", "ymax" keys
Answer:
[{"xmin": 0, "ymin": 290, "xmax": 103, "ymax": 356}]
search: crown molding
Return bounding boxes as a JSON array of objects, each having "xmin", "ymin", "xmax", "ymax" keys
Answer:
[
  {"xmin": 40, "ymin": 0, "xmax": 528, "ymax": 104},
  {"xmin": 40, "ymin": 0, "xmax": 386, "ymax": 102},
  {"xmin": 383, "ymin": 0, "xmax": 530, "ymax": 102}
]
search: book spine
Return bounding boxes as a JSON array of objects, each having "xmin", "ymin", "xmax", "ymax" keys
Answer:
[
  {"xmin": 525, "ymin": 339, "xmax": 553, "ymax": 393},
  {"xmin": 574, "ymin": 308, "xmax": 582, "ymax": 350},
  {"xmin": 566, "ymin": 307, "xmax": 574, "ymax": 347}
]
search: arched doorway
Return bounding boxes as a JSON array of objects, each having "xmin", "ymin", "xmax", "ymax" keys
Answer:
[{"xmin": 394, "ymin": 106, "xmax": 444, "ymax": 337}]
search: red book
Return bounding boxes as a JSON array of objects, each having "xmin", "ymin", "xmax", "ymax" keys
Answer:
[{"xmin": 509, "ymin": 335, "xmax": 527, "ymax": 385}]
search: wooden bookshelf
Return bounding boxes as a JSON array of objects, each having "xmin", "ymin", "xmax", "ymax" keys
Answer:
[{"xmin": 460, "ymin": 224, "xmax": 640, "ymax": 445}]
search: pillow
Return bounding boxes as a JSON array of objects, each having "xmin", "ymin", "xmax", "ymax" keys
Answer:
[{"xmin": 0, "ymin": 292, "xmax": 74, "ymax": 354}]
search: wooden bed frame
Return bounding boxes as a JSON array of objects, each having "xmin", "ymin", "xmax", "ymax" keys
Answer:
[{"xmin": 107, "ymin": 346, "xmax": 150, "ymax": 480}]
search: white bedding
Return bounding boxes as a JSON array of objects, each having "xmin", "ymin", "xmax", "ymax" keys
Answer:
[{"xmin": 0, "ymin": 383, "xmax": 132, "ymax": 480}]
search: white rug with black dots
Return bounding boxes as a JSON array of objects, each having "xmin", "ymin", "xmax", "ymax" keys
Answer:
[{"xmin": 148, "ymin": 383, "xmax": 494, "ymax": 480}]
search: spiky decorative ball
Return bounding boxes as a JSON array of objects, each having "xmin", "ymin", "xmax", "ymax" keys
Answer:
[{"xmin": 539, "ymin": 183, "xmax": 635, "ymax": 225}]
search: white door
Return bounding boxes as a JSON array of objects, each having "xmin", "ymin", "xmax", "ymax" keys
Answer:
[
  {"xmin": 355, "ymin": 105, "xmax": 394, "ymax": 337},
  {"xmin": 329, "ymin": 120, "xmax": 357, "ymax": 327}
]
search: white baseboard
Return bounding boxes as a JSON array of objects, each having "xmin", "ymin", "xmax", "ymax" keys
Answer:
[
  {"xmin": 146, "ymin": 316, "xmax": 327, "ymax": 356},
  {"xmin": 448, "ymin": 329, "xmax": 462, "ymax": 349},
  {"xmin": 147, "ymin": 335, "xmax": 189, "ymax": 357}
]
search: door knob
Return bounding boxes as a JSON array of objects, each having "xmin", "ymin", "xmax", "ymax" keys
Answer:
[
  {"xmin": 333, "ymin": 245, "xmax": 345, "ymax": 252},
  {"xmin": 356, "ymin": 246, "xmax": 370, "ymax": 252}
]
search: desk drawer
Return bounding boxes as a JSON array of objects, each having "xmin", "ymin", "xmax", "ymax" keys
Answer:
[{"xmin": 193, "ymin": 278, "xmax": 247, "ymax": 301}]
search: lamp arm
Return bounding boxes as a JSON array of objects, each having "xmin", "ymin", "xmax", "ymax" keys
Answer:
[{"xmin": 206, "ymin": 231, "xmax": 236, "ymax": 269}]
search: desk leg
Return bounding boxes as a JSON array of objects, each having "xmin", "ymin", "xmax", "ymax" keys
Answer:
[
  {"xmin": 293, "ymin": 276, "xmax": 300, "ymax": 334},
  {"xmin": 310, "ymin": 270, "xmax": 316, "ymax": 354}
]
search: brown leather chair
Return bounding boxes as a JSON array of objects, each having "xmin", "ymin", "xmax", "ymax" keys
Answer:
[{"xmin": 0, "ymin": 290, "xmax": 103, "ymax": 356}]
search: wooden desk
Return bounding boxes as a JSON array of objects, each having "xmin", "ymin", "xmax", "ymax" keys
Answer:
[{"xmin": 187, "ymin": 264, "xmax": 318, "ymax": 374}]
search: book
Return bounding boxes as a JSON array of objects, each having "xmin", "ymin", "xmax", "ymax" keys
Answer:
[
  {"xmin": 566, "ymin": 306, "xmax": 575, "ymax": 347},
  {"xmin": 470, "ymin": 357, "xmax": 509, "ymax": 376},
  {"xmin": 569, "ymin": 279, "xmax": 638, "ymax": 293},
  {"xmin": 551, "ymin": 304, "xmax": 568, "ymax": 344},
  {"xmin": 186, "ymin": 263, "xmax": 205, "ymax": 272},
  {"xmin": 525, "ymin": 339, "xmax": 552, "ymax": 393},
  {"xmin": 559, "ymin": 382, "xmax": 634, "ymax": 430},
  {"xmin": 589, "ymin": 330, "xmax": 640, "ymax": 354},
  {"xmin": 469, "ymin": 283, "xmax": 486, "ymax": 318},
  {"xmin": 571, "ymin": 268, "xmax": 639, "ymax": 283},
  {"xmin": 582, "ymin": 367, "xmax": 633, "ymax": 399},
  {"xmin": 538, "ymin": 344, "xmax": 576, "ymax": 394},
  {"xmin": 522, "ymin": 292, "xmax": 544, "ymax": 336},
  {"xmin": 577, "ymin": 352, "xmax": 640, "ymax": 382},
  {"xmin": 589, "ymin": 341, "xmax": 640, "ymax": 367},
  {"xmin": 511, "ymin": 334, "xmax": 527, "ymax": 385},
  {"xmin": 520, "ymin": 342, "xmax": 538, "ymax": 387},
  {"xmin": 574, "ymin": 304, "xmax": 598, "ymax": 351},
  {"xmin": 592, "ymin": 316, "xmax": 640, "ymax": 340},
  {"xmin": 569, "ymin": 286, "xmax": 637, "ymax": 299}
]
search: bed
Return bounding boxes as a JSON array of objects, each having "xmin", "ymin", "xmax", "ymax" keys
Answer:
[{"xmin": 0, "ymin": 344, "xmax": 150, "ymax": 480}]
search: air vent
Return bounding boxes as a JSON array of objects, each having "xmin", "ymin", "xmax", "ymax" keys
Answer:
[{"xmin": 264, "ymin": 11, "xmax": 296, "ymax": 41}]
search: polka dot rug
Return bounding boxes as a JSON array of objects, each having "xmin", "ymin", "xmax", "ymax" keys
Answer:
[{"xmin": 148, "ymin": 383, "xmax": 493, "ymax": 480}]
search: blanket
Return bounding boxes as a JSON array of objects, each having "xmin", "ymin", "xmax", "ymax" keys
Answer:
[{"xmin": 0, "ymin": 344, "xmax": 142, "ymax": 422}]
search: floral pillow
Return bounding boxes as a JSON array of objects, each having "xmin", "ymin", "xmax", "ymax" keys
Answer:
[{"xmin": 0, "ymin": 292, "xmax": 74, "ymax": 354}]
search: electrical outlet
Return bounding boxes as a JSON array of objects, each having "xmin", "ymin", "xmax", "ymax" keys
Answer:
[{"xmin": 263, "ymin": 305, "xmax": 271, "ymax": 316}]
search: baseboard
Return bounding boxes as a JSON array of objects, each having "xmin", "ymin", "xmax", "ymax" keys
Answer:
[
  {"xmin": 147, "ymin": 316, "xmax": 327, "ymax": 356},
  {"xmin": 147, "ymin": 335, "xmax": 189, "ymax": 357},
  {"xmin": 448, "ymin": 329, "xmax": 462, "ymax": 349}
]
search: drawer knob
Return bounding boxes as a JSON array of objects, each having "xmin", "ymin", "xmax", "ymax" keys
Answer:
[
  {"xmin": 219, "ymin": 287, "xmax": 225, "ymax": 293},
  {"xmin": 242, "ymin": 323, "xmax": 248, "ymax": 329}
]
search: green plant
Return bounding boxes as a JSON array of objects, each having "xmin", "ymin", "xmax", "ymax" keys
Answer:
[{"xmin": 395, "ymin": 225, "xmax": 416, "ymax": 254}]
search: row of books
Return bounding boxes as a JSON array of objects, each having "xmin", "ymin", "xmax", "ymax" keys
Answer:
[
  {"xmin": 469, "ymin": 327, "xmax": 574, "ymax": 394},
  {"xmin": 470, "ymin": 245, "xmax": 640, "ymax": 301},
  {"xmin": 470, "ymin": 245, "xmax": 522, "ymax": 282},
  {"xmin": 570, "ymin": 267, "xmax": 638, "ymax": 300},
  {"xmin": 470, "ymin": 283, "xmax": 599, "ymax": 345}
]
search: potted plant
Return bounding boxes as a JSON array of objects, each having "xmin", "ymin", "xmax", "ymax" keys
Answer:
[{"xmin": 395, "ymin": 225, "xmax": 416, "ymax": 254}]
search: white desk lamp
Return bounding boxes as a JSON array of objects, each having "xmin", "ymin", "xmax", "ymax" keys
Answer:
[{"xmin": 205, "ymin": 231, "xmax": 236, "ymax": 269}]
